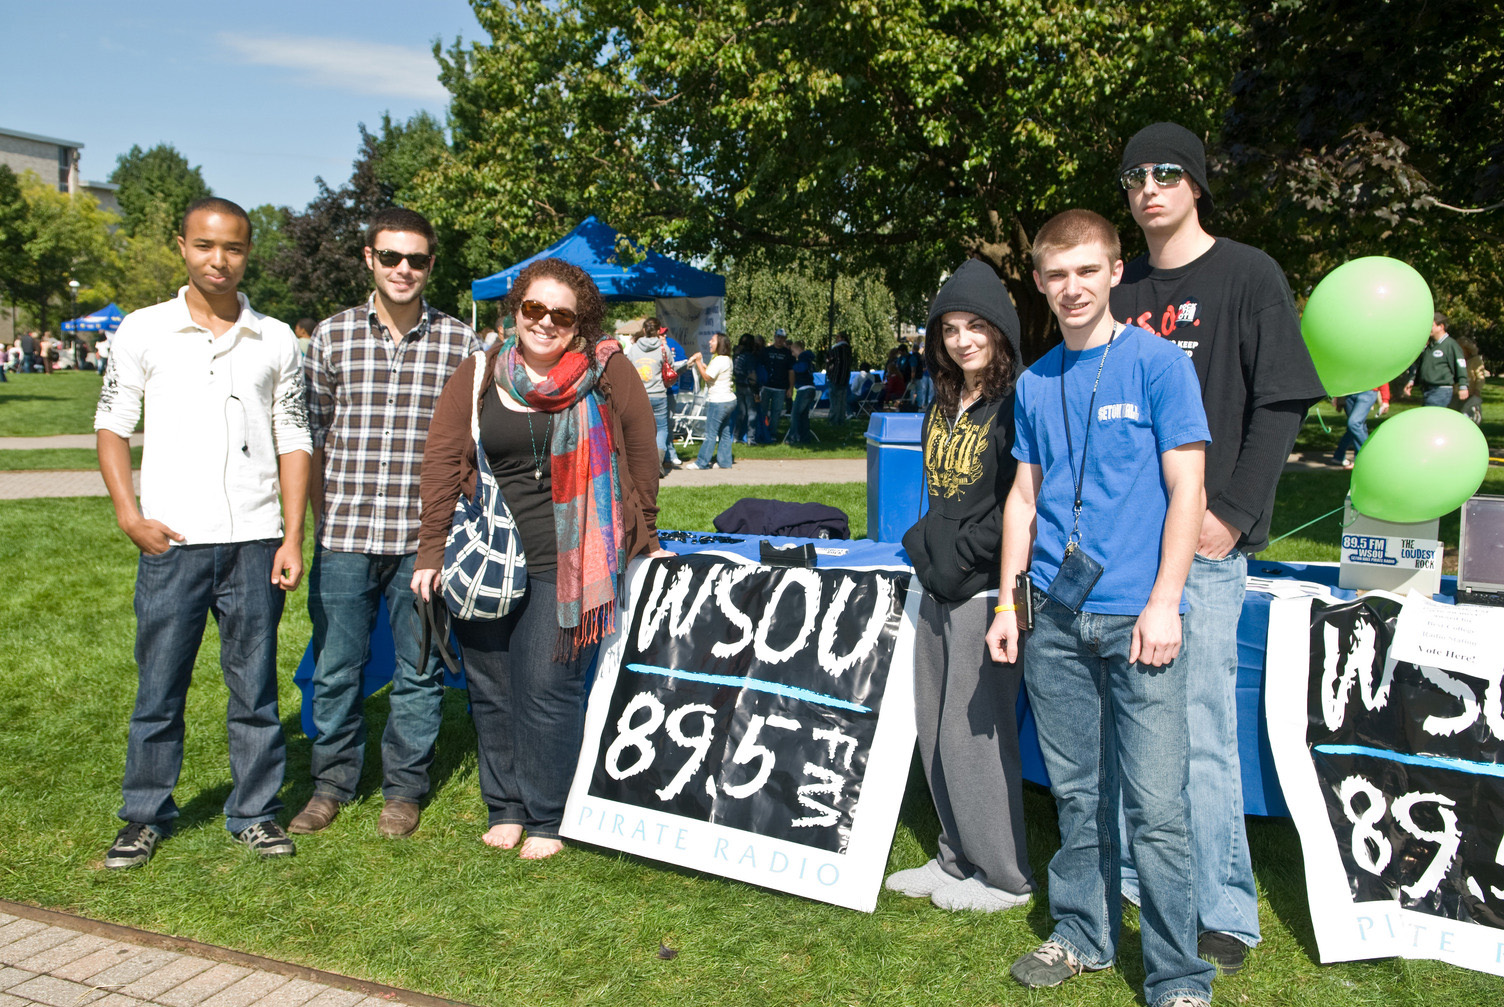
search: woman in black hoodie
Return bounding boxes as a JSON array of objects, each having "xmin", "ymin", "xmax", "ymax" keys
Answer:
[{"xmin": 890, "ymin": 259, "xmax": 1034, "ymax": 912}]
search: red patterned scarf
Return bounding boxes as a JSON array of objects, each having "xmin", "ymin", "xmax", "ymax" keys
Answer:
[{"xmin": 494, "ymin": 338, "xmax": 624, "ymax": 654}]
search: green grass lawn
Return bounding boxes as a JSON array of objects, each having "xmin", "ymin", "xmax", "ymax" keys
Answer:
[
  {"xmin": 2, "ymin": 487, "xmax": 1502, "ymax": 1006},
  {"xmin": 0, "ymin": 446, "xmax": 142, "ymax": 471},
  {"xmin": 0, "ymin": 370, "xmax": 110, "ymax": 437}
]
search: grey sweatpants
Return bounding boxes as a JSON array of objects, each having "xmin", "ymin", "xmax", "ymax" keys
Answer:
[{"xmin": 913, "ymin": 591, "xmax": 1034, "ymax": 896}]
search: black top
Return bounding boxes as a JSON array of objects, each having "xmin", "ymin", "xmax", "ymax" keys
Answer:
[
  {"xmin": 792, "ymin": 350, "xmax": 816, "ymax": 388},
  {"xmin": 477, "ymin": 387, "xmax": 558, "ymax": 578},
  {"xmin": 902, "ymin": 393, "xmax": 1016, "ymax": 603},
  {"xmin": 761, "ymin": 345, "xmax": 795, "ymax": 390},
  {"xmin": 1111, "ymin": 238, "xmax": 1326, "ymax": 553},
  {"xmin": 826, "ymin": 340, "xmax": 852, "ymax": 385}
]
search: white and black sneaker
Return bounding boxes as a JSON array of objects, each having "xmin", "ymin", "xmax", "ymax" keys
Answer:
[
  {"xmin": 235, "ymin": 821, "xmax": 296, "ymax": 858},
  {"xmin": 105, "ymin": 822, "xmax": 162, "ymax": 869}
]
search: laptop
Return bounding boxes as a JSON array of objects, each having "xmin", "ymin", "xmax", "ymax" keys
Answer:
[{"xmin": 1456, "ymin": 494, "xmax": 1504, "ymax": 606}]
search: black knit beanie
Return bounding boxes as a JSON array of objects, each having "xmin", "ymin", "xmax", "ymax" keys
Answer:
[
  {"xmin": 926, "ymin": 259, "xmax": 1022, "ymax": 364},
  {"xmin": 1120, "ymin": 121, "xmax": 1214, "ymax": 219}
]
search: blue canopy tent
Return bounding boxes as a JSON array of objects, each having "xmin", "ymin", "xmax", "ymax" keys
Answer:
[
  {"xmin": 471, "ymin": 217, "xmax": 726, "ymax": 358},
  {"xmin": 471, "ymin": 216, "xmax": 725, "ymax": 302},
  {"xmin": 61, "ymin": 302, "xmax": 124, "ymax": 334}
]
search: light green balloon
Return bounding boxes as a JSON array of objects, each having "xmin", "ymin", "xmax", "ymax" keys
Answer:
[
  {"xmin": 1301, "ymin": 257, "xmax": 1434, "ymax": 396},
  {"xmin": 1350, "ymin": 407, "xmax": 1490, "ymax": 522}
]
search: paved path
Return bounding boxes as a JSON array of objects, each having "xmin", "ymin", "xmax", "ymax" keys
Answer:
[
  {"xmin": 0, "ymin": 903, "xmax": 463, "ymax": 1007},
  {"xmin": 0, "ymin": 435, "xmax": 143, "ymax": 450}
]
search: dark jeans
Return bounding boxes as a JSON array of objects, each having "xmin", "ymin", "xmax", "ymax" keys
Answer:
[
  {"xmin": 758, "ymin": 387, "xmax": 787, "ymax": 443},
  {"xmin": 734, "ymin": 386, "xmax": 759, "ymax": 443},
  {"xmin": 453, "ymin": 576, "xmax": 597, "ymax": 839},
  {"xmin": 788, "ymin": 386, "xmax": 817, "ymax": 442},
  {"xmin": 307, "ymin": 548, "xmax": 445, "ymax": 802},
  {"xmin": 827, "ymin": 382, "xmax": 849, "ymax": 425},
  {"xmin": 121, "ymin": 540, "xmax": 287, "ymax": 834}
]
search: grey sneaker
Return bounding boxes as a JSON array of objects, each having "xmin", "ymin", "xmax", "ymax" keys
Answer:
[
  {"xmin": 930, "ymin": 876, "xmax": 1031, "ymax": 912},
  {"xmin": 884, "ymin": 858, "xmax": 955, "ymax": 897},
  {"xmin": 1010, "ymin": 940, "xmax": 1108, "ymax": 988},
  {"xmin": 235, "ymin": 821, "xmax": 296, "ymax": 857},
  {"xmin": 105, "ymin": 822, "xmax": 162, "ymax": 869},
  {"xmin": 1161, "ymin": 998, "xmax": 1210, "ymax": 1007}
]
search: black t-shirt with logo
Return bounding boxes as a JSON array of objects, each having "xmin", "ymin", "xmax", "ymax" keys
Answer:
[
  {"xmin": 761, "ymin": 344, "xmax": 795, "ymax": 390},
  {"xmin": 1111, "ymin": 238, "xmax": 1325, "ymax": 553}
]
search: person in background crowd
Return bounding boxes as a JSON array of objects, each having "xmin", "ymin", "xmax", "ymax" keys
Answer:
[
  {"xmin": 95, "ymin": 333, "xmax": 110, "ymax": 375},
  {"xmin": 20, "ymin": 331, "xmax": 37, "ymax": 373},
  {"xmin": 94, "ymin": 197, "xmax": 311, "ymax": 868},
  {"xmin": 1111, "ymin": 121, "xmax": 1326, "ymax": 976},
  {"xmin": 293, "ymin": 318, "xmax": 315, "ymax": 357},
  {"xmin": 40, "ymin": 331, "xmax": 55, "ymax": 374},
  {"xmin": 880, "ymin": 345, "xmax": 909, "ymax": 405},
  {"xmin": 1403, "ymin": 311, "xmax": 1469, "ymax": 408},
  {"xmin": 412, "ymin": 257, "xmax": 667, "ymax": 860},
  {"xmin": 1453, "ymin": 335, "xmax": 1488, "ymax": 424},
  {"xmin": 890, "ymin": 259, "xmax": 1033, "ymax": 914},
  {"xmin": 685, "ymin": 331, "xmax": 735, "ymax": 469},
  {"xmin": 732, "ymin": 333, "xmax": 761, "ymax": 445},
  {"xmin": 787, "ymin": 338, "xmax": 818, "ymax": 443},
  {"xmin": 293, "ymin": 207, "xmax": 479, "ymax": 840},
  {"xmin": 825, "ymin": 331, "xmax": 853, "ymax": 426},
  {"xmin": 623, "ymin": 316, "xmax": 691, "ymax": 477},
  {"xmin": 1331, "ymin": 385, "xmax": 1389, "ymax": 469},
  {"xmin": 757, "ymin": 328, "xmax": 795, "ymax": 442},
  {"xmin": 663, "ymin": 330, "xmax": 693, "ymax": 469}
]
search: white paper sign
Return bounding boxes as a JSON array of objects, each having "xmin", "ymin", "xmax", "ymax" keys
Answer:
[{"xmin": 1390, "ymin": 590, "xmax": 1504, "ymax": 681}]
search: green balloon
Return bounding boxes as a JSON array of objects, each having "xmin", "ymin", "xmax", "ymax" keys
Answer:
[
  {"xmin": 1350, "ymin": 407, "xmax": 1490, "ymax": 523},
  {"xmin": 1301, "ymin": 257, "xmax": 1433, "ymax": 396}
]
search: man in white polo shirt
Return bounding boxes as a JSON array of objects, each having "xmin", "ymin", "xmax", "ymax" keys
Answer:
[{"xmin": 95, "ymin": 197, "xmax": 312, "ymax": 868}]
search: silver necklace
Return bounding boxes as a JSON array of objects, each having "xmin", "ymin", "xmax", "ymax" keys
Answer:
[{"xmin": 525, "ymin": 408, "xmax": 552, "ymax": 480}]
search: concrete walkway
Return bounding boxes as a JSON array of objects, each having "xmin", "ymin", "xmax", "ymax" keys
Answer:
[{"xmin": 0, "ymin": 903, "xmax": 464, "ymax": 1007}]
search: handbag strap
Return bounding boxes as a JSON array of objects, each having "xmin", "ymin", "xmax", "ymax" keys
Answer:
[
  {"xmin": 468, "ymin": 350, "xmax": 487, "ymax": 442},
  {"xmin": 418, "ymin": 591, "xmax": 464, "ymax": 679}
]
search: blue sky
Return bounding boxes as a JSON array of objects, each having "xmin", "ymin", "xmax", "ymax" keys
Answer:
[{"xmin": 3, "ymin": 0, "xmax": 482, "ymax": 210}]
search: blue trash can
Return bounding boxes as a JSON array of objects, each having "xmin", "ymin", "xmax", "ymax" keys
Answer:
[{"xmin": 865, "ymin": 413, "xmax": 927, "ymax": 542}]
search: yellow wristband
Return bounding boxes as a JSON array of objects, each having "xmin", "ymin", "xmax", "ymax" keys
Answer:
[{"xmin": 994, "ymin": 604, "xmax": 1017, "ymax": 613}]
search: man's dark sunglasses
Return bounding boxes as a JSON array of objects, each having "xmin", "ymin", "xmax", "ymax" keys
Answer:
[
  {"xmin": 1119, "ymin": 163, "xmax": 1187, "ymax": 190},
  {"xmin": 373, "ymin": 249, "xmax": 434, "ymax": 270},
  {"xmin": 519, "ymin": 300, "xmax": 578, "ymax": 327}
]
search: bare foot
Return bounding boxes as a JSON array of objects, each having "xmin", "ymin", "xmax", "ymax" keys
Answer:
[
  {"xmin": 481, "ymin": 824, "xmax": 523, "ymax": 849},
  {"xmin": 519, "ymin": 836, "xmax": 564, "ymax": 860}
]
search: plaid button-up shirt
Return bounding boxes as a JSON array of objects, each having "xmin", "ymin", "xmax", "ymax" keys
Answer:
[{"xmin": 305, "ymin": 295, "xmax": 479, "ymax": 555}]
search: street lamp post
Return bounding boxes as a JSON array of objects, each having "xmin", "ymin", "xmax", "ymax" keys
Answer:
[{"xmin": 67, "ymin": 279, "xmax": 80, "ymax": 356}]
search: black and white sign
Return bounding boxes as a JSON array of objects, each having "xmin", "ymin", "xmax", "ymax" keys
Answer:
[
  {"xmin": 1267, "ymin": 593, "xmax": 1504, "ymax": 975},
  {"xmin": 563, "ymin": 552, "xmax": 919, "ymax": 911}
]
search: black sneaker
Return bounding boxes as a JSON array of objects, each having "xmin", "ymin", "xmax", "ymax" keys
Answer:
[
  {"xmin": 105, "ymin": 822, "xmax": 162, "ymax": 869},
  {"xmin": 1198, "ymin": 931, "xmax": 1248, "ymax": 975},
  {"xmin": 235, "ymin": 821, "xmax": 296, "ymax": 858}
]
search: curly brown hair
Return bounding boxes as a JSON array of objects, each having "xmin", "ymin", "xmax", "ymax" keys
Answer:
[
  {"xmin": 501, "ymin": 257, "xmax": 608, "ymax": 352},
  {"xmin": 926, "ymin": 320, "xmax": 1015, "ymax": 417}
]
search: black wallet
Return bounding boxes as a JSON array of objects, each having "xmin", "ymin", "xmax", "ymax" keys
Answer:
[{"xmin": 1047, "ymin": 544, "xmax": 1104, "ymax": 613}]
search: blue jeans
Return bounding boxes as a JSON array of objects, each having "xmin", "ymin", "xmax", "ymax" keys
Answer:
[
  {"xmin": 452, "ymin": 576, "xmax": 597, "ymax": 839},
  {"xmin": 1334, "ymin": 390, "xmax": 1378, "ymax": 463},
  {"xmin": 826, "ymin": 382, "xmax": 848, "ymax": 425},
  {"xmin": 1121, "ymin": 550, "xmax": 1260, "ymax": 947},
  {"xmin": 1422, "ymin": 384, "xmax": 1454, "ymax": 408},
  {"xmin": 121, "ymin": 541, "xmax": 287, "ymax": 835},
  {"xmin": 758, "ymin": 387, "xmax": 786, "ymax": 443},
  {"xmin": 1025, "ymin": 594, "xmax": 1213, "ymax": 1007},
  {"xmin": 307, "ymin": 548, "xmax": 445, "ymax": 802},
  {"xmin": 697, "ymin": 400, "xmax": 736, "ymax": 468},
  {"xmin": 788, "ymin": 386, "xmax": 817, "ymax": 442},
  {"xmin": 735, "ymin": 386, "xmax": 759, "ymax": 443},
  {"xmin": 649, "ymin": 395, "xmax": 669, "ymax": 459}
]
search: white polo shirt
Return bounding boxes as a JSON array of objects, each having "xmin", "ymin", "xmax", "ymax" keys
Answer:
[{"xmin": 95, "ymin": 288, "xmax": 313, "ymax": 545}]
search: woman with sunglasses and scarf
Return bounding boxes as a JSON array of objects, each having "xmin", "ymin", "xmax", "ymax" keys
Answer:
[{"xmin": 412, "ymin": 257, "xmax": 667, "ymax": 860}]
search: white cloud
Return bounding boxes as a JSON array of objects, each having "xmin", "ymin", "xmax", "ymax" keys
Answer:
[{"xmin": 219, "ymin": 33, "xmax": 448, "ymax": 102}]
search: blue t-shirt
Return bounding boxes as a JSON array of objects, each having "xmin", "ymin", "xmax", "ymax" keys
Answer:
[{"xmin": 1012, "ymin": 325, "xmax": 1210, "ymax": 615}]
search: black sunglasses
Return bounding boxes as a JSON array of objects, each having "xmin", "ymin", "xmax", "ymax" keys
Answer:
[
  {"xmin": 373, "ymin": 248, "xmax": 434, "ymax": 270},
  {"xmin": 1119, "ymin": 163, "xmax": 1187, "ymax": 190},
  {"xmin": 519, "ymin": 300, "xmax": 578, "ymax": 327}
]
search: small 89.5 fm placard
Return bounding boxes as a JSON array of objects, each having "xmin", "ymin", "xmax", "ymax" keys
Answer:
[{"xmin": 563, "ymin": 552, "xmax": 920, "ymax": 912}]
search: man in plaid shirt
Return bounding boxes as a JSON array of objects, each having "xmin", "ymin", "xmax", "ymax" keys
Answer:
[{"xmin": 293, "ymin": 207, "xmax": 480, "ymax": 839}]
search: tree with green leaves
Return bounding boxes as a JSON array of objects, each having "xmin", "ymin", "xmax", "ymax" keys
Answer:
[
  {"xmin": 721, "ymin": 249, "xmax": 897, "ymax": 367},
  {"xmin": 424, "ymin": 0, "xmax": 1240, "ymax": 358},
  {"xmin": 7, "ymin": 170, "xmax": 119, "ymax": 331},
  {"xmin": 108, "ymin": 144, "xmax": 212, "ymax": 241}
]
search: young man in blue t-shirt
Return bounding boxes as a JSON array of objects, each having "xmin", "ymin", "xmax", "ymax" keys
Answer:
[{"xmin": 986, "ymin": 209, "xmax": 1214, "ymax": 1007}]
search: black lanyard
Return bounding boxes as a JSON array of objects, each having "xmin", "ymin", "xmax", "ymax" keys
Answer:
[{"xmin": 1059, "ymin": 324, "xmax": 1122, "ymax": 550}]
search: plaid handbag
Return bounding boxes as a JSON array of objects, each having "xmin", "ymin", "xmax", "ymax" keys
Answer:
[{"xmin": 442, "ymin": 353, "xmax": 528, "ymax": 620}]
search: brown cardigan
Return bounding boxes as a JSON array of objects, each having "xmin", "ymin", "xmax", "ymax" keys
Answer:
[{"xmin": 415, "ymin": 345, "xmax": 662, "ymax": 571}]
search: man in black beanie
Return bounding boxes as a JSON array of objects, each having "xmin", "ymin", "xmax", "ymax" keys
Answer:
[{"xmin": 1109, "ymin": 122, "xmax": 1326, "ymax": 975}]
